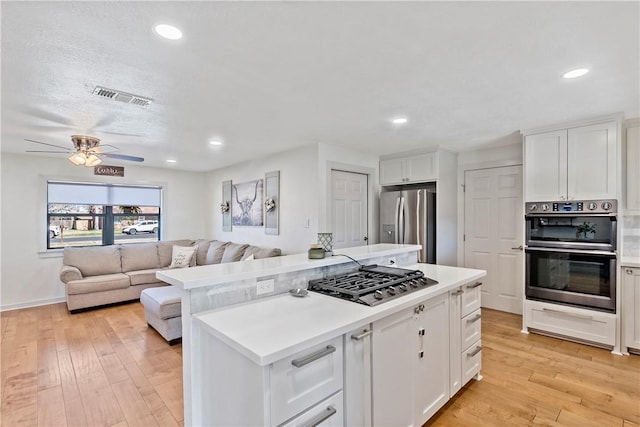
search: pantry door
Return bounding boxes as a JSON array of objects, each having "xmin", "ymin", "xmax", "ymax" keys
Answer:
[
  {"xmin": 464, "ymin": 165, "xmax": 523, "ymax": 314},
  {"xmin": 331, "ymin": 170, "xmax": 368, "ymax": 249}
]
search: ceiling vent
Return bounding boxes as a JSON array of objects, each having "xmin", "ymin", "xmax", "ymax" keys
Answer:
[{"xmin": 92, "ymin": 86, "xmax": 153, "ymax": 107}]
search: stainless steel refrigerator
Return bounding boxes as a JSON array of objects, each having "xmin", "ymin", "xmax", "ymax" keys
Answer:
[{"xmin": 380, "ymin": 187, "xmax": 436, "ymax": 263}]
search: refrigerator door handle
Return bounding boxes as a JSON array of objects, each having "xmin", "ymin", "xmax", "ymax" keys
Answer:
[
  {"xmin": 399, "ymin": 196, "xmax": 405, "ymax": 244},
  {"xmin": 394, "ymin": 196, "xmax": 401, "ymax": 244},
  {"xmin": 416, "ymin": 190, "xmax": 422, "ymax": 262}
]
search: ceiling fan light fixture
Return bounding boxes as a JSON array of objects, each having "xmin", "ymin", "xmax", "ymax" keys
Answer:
[
  {"xmin": 85, "ymin": 154, "xmax": 102, "ymax": 167},
  {"xmin": 69, "ymin": 152, "xmax": 86, "ymax": 166}
]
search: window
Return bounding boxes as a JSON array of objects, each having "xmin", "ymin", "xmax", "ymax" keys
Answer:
[{"xmin": 47, "ymin": 181, "xmax": 162, "ymax": 249}]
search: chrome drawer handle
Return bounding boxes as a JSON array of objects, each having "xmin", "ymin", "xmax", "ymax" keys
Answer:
[
  {"xmin": 542, "ymin": 307, "xmax": 593, "ymax": 321},
  {"xmin": 467, "ymin": 282, "xmax": 482, "ymax": 289},
  {"xmin": 302, "ymin": 405, "xmax": 337, "ymax": 427},
  {"xmin": 466, "ymin": 314, "xmax": 482, "ymax": 323},
  {"xmin": 452, "ymin": 289, "xmax": 463, "ymax": 296},
  {"xmin": 468, "ymin": 346, "xmax": 483, "ymax": 357},
  {"xmin": 291, "ymin": 345, "xmax": 336, "ymax": 368},
  {"xmin": 351, "ymin": 329, "xmax": 372, "ymax": 341}
]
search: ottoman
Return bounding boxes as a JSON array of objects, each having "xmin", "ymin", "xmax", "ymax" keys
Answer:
[{"xmin": 140, "ymin": 286, "xmax": 182, "ymax": 345}]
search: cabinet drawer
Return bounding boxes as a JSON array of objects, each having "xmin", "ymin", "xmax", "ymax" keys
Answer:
[
  {"xmin": 271, "ymin": 336, "xmax": 343, "ymax": 425},
  {"xmin": 279, "ymin": 391, "xmax": 344, "ymax": 427},
  {"xmin": 461, "ymin": 309, "xmax": 482, "ymax": 351},
  {"xmin": 462, "ymin": 340, "xmax": 482, "ymax": 385},
  {"xmin": 526, "ymin": 301, "xmax": 616, "ymax": 346},
  {"xmin": 461, "ymin": 281, "xmax": 482, "ymax": 317}
]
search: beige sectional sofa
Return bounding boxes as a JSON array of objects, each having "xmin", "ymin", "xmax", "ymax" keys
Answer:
[{"xmin": 60, "ymin": 239, "xmax": 281, "ymax": 312}]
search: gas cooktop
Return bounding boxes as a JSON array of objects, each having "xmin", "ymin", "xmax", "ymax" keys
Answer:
[{"xmin": 308, "ymin": 265, "xmax": 438, "ymax": 306}]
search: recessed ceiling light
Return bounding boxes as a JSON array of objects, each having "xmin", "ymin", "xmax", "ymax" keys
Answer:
[
  {"xmin": 166, "ymin": 159, "xmax": 177, "ymax": 163},
  {"xmin": 154, "ymin": 24, "xmax": 183, "ymax": 40},
  {"xmin": 392, "ymin": 117, "xmax": 408, "ymax": 124},
  {"xmin": 563, "ymin": 68, "xmax": 589, "ymax": 79},
  {"xmin": 209, "ymin": 140, "xmax": 223, "ymax": 146}
]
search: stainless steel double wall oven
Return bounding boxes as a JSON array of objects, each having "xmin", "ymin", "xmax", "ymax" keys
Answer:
[{"xmin": 525, "ymin": 199, "xmax": 617, "ymax": 312}]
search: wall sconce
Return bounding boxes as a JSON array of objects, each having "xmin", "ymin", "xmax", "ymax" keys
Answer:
[
  {"xmin": 220, "ymin": 201, "xmax": 230, "ymax": 214},
  {"xmin": 264, "ymin": 197, "xmax": 276, "ymax": 212}
]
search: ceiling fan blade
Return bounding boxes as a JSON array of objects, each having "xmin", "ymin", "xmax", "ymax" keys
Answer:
[
  {"xmin": 26, "ymin": 150, "xmax": 71, "ymax": 153},
  {"xmin": 97, "ymin": 130, "xmax": 144, "ymax": 137},
  {"xmin": 95, "ymin": 144, "xmax": 119, "ymax": 153},
  {"xmin": 24, "ymin": 138, "xmax": 72, "ymax": 151},
  {"xmin": 23, "ymin": 106, "xmax": 74, "ymax": 126},
  {"xmin": 101, "ymin": 153, "xmax": 144, "ymax": 162}
]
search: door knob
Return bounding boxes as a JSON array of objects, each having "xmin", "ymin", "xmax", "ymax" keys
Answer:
[
  {"xmin": 363, "ymin": 236, "xmax": 368, "ymax": 241},
  {"xmin": 511, "ymin": 245, "xmax": 523, "ymax": 251}
]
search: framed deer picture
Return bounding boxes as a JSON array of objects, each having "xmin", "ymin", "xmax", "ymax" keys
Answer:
[{"xmin": 231, "ymin": 179, "xmax": 264, "ymax": 226}]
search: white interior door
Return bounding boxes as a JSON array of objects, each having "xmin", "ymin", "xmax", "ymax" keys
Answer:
[
  {"xmin": 331, "ymin": 170, "xmax": 368, "ymax": 249},
  {"xmin": 464, "ymin": 165, "xmax": 523, "ymax": 314}
]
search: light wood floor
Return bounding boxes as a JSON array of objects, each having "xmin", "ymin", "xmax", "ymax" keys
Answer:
[{"xmin": 1, "ymin": 303, "xmax": 638, "ymax": 426}]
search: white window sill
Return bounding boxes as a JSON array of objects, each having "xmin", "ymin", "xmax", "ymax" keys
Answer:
[{"xmin": 38, "ymin": 249, "xmax": 64, "ymax": 259}]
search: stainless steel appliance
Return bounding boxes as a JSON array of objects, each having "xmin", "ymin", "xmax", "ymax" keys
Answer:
[
  {"xmin": 308, "ymin": 265, "xmax": 438, "ymax": 306},
  {"xmin": 525, "ymin": 199, "xmax": 617, "ymax": 312},
  {"xmin": 380, "ymin": 184, "xmax": 436, "ymax": 263}
]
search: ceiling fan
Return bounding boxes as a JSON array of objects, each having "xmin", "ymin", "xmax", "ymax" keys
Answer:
[{"xmin": 25, "ymin": 135, "xmax": 144, "ymax": 166}]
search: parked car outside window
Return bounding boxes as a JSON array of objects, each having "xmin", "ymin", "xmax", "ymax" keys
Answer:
[
  {"xmin": 122, "ymin": 220, "xmax": 158, "ymax": 235},
  {"xmin": 49, "ymin": 225, "xmax": 61, "ymax": 239}
]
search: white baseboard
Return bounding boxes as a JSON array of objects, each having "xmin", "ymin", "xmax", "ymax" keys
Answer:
[{"xmin": 0, "ymin": 297, "xmax": 66, "ymax": 312}]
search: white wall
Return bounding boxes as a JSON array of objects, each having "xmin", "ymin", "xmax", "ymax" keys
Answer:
[
  {"xmin": 0, "ymin": 153, "xmax": 207, "ymax": 310},
  {"xmin": 206, "ymin": 144, "xmax": 320, "ymax": 254}
]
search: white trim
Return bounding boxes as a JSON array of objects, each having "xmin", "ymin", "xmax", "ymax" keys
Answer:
[
  {"xmin": 38, "ymin": 249, "xmax": 64, "ymax": 258},
  {"xmin": 1, "ymin": 297, "xmax": 66, "ymax": 312},
  {"xmin": 521, "ymin": 113, "xmax": 624, "ymax": 136}
]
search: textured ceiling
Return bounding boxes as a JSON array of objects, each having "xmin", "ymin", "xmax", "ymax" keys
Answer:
[{"xmin": 1, "ymin": 1, "xmax": 639, "ymax": 171}]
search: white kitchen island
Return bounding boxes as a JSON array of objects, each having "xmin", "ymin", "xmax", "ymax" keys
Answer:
[
  {"xmin": 189, "ymin": 262, "xmax": 486, "ymax": 427},
  {"xmin": 157, "ymin": 243, "xmax": 425, "ymax": 426}
]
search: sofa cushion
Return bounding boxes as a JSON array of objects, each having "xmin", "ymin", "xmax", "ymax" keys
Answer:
[
  {"xmin": 194, "ymin": 239, "xmax": 215, "ymax": 266},
  {"xmin": 63, "ymin": 246, "xmax": 123, "ymax": 276},
  {"xmin": 125, "ymin": 269, "xmax": 164, "ymax": 286},
  {"xmin": 221, "ymin": 243, "xmax": 249, "ymax": 263},
  {"xmin": 67, "ymin": 273, "xmax": 130, "ymax": 295},
  {"xmin": 140, "ymin": 286, "xmax": 182, "ymax": 320},
  {"xmin": 244, "ymin": 245, "xmax": 282, "ymax": 259},
  {"xmin": 158, "ymin": 240, "xmax": 195, "ymax": 267},
  {"xmin": 205, "ymin": 241, "xmax": 228, "ymax": 265},
  {"xmin": 168, "ymin": 245, "xmax": 197, "ymax": 269},
  {"xmin": 120, "ymin": 243, "xmax": 160, "ymax": 272}
]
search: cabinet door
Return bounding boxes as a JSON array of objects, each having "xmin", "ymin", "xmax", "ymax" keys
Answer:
[
  {"xmin": 414, "ymin": 293, "xmax": 449, "ymax": 425},
  {"xmin": 624, "ymin": 268, "xmax": 640, "ymax": 351},
  {"xmin": 461, "ymin": 281, "xmax": 482, "ymax": 318},
  {"xmin": 567, "ymin": 121, "xmax": 618, "ymax": 200},
  {"xmin": 626, "ymin": 125, "xmax": 640, "ymax": 211},
  {"xmin": 448, "ymin": 289, "xmax": 462, "ymax": 397},
  {"xmin": 344, "ymin": 326, "xmax": 372, "ymax": 427},
  {"xmin": 380, "ymin": 158, "xmax": 405, "ymax": 185},
  {"xmin": 372, "ymin": 307, "xmax": 415, "ymax": 427},
  {"xmin": 406, "ymin": 153, "xmax": 438, "ymax": 183},
  {"xmin": 524, "ymin": 130, "xmax": 568, "ymax": 201}
]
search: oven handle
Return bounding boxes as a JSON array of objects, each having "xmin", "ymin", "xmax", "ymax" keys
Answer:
[{"xmin": 525, "ymin": 247, "xmax": 617, "ymax": 257}]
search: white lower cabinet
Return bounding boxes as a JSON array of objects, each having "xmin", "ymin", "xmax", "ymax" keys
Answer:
[
  {"xmin": 623, "ymin": 267, "xmax": 640, "ymax": 352},
  {"xmin": 371, "ymin": 292, "xmax": 450, "ymax": 427},
  {"xmin": 449, "ymin": 281, "xmax": 482, "ymax": 397},
  {"xmin": 281, "ymin": 391, "xmax": 344, "ymax": 427},
  {"xmin": 524, "ymin": 299, "xmax": 616, "ymax": 347},
  {"xmin": 193, "ymin": 328, "xmax": 344, "ymax": 427},
  {"xmin": 344, "ymin": 326, "xmax": 372, "ymax": 427}
]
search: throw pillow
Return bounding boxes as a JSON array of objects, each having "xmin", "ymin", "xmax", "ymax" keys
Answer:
[
  {"xmin": 205, "ymin": 241, "xmax": 229, "ymax": 265},
  {"xmin": 242, "ymin": 253, "xmax": 255, "ymax": 261},
  {"xmin": 168, "ymin": 245, "xmax": 197, "ymax": 269}
]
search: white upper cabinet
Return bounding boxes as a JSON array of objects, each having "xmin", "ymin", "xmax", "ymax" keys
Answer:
[
  {"xmin": 524, "ymin": 120, "xmax": 618, "ymax": 202},
  {"xmin": 380, "ymin": 152, "xmax": 438, "ymax": 185},
  {"xmin": 626, "ymin": 124, "xmax": 640, "ymax": 212}
]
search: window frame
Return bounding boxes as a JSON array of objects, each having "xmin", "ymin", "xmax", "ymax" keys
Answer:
[{"xmin": 46, "ymin": 180, "xmax": 163, "ymax": 249}]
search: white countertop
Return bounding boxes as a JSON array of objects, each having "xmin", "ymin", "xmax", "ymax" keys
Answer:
[
  {"xmin": 157, "ymin": 243, "xmax": 421, "ymax": 289},
  {"xmin": 193, "ymin": 263, "xmax": 486, "ymax": 366},
  {"xmin": 621, "ymin": 257, "xmax": 640, "ymax": 268}
]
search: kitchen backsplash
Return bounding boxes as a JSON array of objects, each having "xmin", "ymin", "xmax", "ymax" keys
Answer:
[{"xmin": 622, "ymin": 214, "xmax": 640, "ymax": 258}]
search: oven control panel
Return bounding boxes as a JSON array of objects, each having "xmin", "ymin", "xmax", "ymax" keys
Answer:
[{"xmin": 526, "ymin": 199, "xmax": 617, "ymax": 215}]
